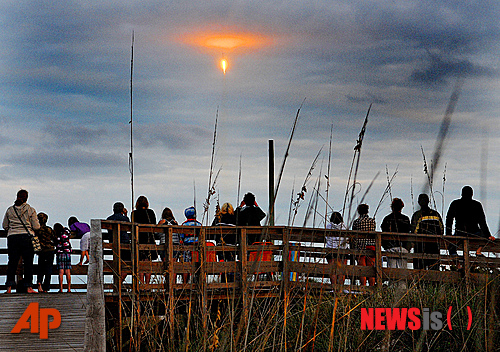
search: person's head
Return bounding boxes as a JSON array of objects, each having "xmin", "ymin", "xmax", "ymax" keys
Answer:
[
  {"xmin": 243, "ymin": 192, "xmax": 256, "ymax": 206},
  {"xmin": 53, "ymin": 223, "xmax": 63, "ymax": 235},
  {"xmin": 391, "ymin": 198, "xmax": 404, "ymax": 213},
  {"xmin": 330, "ymin": 211, "xmax": 343, "ymax": 225},
  {"xmin": 68, "ymin": 216, "xmax": 78, "ymax": 227},
  {"xmin": 418, "ymin": 194, "xmax": 430, "ymax": 208},
  {"xmin": 38, "ymin": 212, "xmax": 48, "ymax": 226},
  {"xmin": 14, "ymin": 189, "xmax": 28, "ymax": 206},
  {"xmin": 357, "ymin": 204, "xmax": 369, "ymax": 216},
  {"xmin": 113, "ymin": 202, "xmax": 125, "ymax": 214},
  {"xmin": 184, "ymin": 206, "xmax": 196, "ymax": 219},
  {"xmin": 135, "ymin": 195, "xmax": 149, "ymax": 210},
  {"xmin": 161, "ymin": 207, "xmax": 175, "ymax": 221},
  {"xmin": 220, "ymin": 202, "xmax": 234, "ymax": 215},
  {"xmin": 461, "ymin": 186, "xmax": 473, "ymax": 199}
]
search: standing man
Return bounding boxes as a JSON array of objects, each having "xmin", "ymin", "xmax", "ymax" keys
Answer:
[
  {"xmin": 236, "ymin": 192, "xmax": 266, "ymax": 244},
  {"xmin": 381, "ymin": 198, "xmax": 411, "ymax": 269},
  {"xmin": 107, "ymin": 202, "xmax": 131, "ymax": 282},
  {"xmin": 411, "ymin": 194, "xmax": 443, "ymax": 270},
  {"xmin": 446, "ymin": 186, "xmax": 495, "ymax": 257}
]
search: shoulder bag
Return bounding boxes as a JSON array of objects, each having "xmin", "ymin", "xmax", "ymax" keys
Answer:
[{"xmin": 13, "ymin": 206, "xmax": 41, "ymax": 252}]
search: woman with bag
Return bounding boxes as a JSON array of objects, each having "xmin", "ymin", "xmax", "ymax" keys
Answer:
[{"xmin": 3, "ymin": 189, "xmax": 40, "ymax": 293}]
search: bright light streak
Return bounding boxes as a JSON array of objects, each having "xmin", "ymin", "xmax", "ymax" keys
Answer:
[{"xmin": 221, "ymin": 59, "xmax": 228, "ymax": 74}]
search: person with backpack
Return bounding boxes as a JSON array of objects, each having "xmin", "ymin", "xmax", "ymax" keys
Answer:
[{"xmin": 411, "ymin": 194, "xmax": 443, "ymax": 270}]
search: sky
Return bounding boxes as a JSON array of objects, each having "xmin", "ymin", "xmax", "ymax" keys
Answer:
[{"xmin": 0, "ymin": 0, "xmax": 499, "ymax": 234}]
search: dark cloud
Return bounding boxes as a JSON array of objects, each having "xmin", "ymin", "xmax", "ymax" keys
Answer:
[
  {"xmin": 5, "ymin": 149, "xmax": 124, "ymax": 168},
  {"xmin": 134, "ymin": 123, "xmax": 210, "ymax": 150},
  {"xmin": 410, "ymin": 55, "xmax": 493, "ymax": 86},
  {"xmin": 42, "ymin": 123, "xmax": 108, "ymax": 147}
]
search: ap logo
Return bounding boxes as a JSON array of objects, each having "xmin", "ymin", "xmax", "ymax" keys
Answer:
[{"xmin": 11, "ymin": 302, "xmax": 61, "ymax": 339}]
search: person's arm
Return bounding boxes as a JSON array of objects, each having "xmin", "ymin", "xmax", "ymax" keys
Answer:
[
  {"xmin": 29, "ymin": 208, "xmax": 40, "ymax": 231},
  {"xmin": 445, "ymin": 203, "xmax": 455, "ymax": 237},
  {"xmin": 477, "ymin": 203, "xmax": 494, "ymax": 240},
  {"xmin": 2, "ymin": 209, "xmax": 10, "ymax": 231}
]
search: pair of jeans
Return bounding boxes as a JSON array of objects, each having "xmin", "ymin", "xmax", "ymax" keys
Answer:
[
  {"xmin": 37, "ymin": 250, "xmax": 54, "ymax": 291},
  {"xmin": 6, "ymin": 233, "xmax": 34, "ymax": 289}
]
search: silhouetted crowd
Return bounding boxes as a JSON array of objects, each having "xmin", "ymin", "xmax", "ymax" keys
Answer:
[{"xmin": 2, "ymin": 185, "xmax": 495, "ymax": 292}]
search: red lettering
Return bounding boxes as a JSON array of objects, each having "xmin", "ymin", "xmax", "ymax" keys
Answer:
[
  {"xmin": 11, "ymin": 302, "xmax": 39, "ymax": 334},
  {"xmin": 11, "ymin": 303, "xmax": 61, "ymax": 339},
  {"xmin": 375, "ymin": 308, "xmax": 385, "ymax": 330},
  {"xmin": 385, "ymin": 308, "xmax": 407, "ymax": 330},
  {"xmin": 408, "ymin": 308, "xmax": 421, "ymax": 330},
  {"xmin": 39, "ymin": 308, "xmax": 61, "ymax": 339},
  {"xmin": 361, "ymin": 308, "xmax": 374, "ymax": 330}
]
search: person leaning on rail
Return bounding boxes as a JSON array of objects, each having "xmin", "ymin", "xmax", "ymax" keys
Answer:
[
  {"xmin": 351, "ymin": 203, "xmax": 376, "ymax": 287},
  {"xmin": 446, "ymin": 186, "xmax": 495, "ymax": 257}
]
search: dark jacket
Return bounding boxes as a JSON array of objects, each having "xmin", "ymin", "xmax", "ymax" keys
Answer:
[
  {"xmin": 446, "ymin": 197, "xmax": 490, "ymax": 238},
  {"xmin": 381, "ymin": 212, "xmax": 411, "ymax": 250}
]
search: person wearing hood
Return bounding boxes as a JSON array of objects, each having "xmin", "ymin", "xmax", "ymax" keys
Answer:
[
  {"xmin": 181, "ymin": 206, "xmax": 202, "ymax": 283},
  {"xmin": 3, "ymin": 189, "xmax": 40, "ymax": 293}
]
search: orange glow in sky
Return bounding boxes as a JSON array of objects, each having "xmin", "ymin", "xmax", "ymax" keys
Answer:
[{"xmin": 182, "ymin": 31, "xmax": 271, "ymax": 53}]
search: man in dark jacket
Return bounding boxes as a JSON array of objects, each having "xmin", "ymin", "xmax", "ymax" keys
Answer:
[
  {"xmin": 381, "ymin": 198, "xmax": 411, "ymax": 269},
  {"xmin": 446, "ymin": 186, "xmax": 495, "ymax": 256},
  {"xmin": 411, "ymin": 194, "xmax": 443, "ymax": 270},
  {"xmin": 236, "ymin": 192, "xmax": 266, "ymax": 244}
]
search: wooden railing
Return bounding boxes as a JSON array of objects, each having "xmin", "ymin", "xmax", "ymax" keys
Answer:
[{"xmin": 1, "ymin": 222, "xmax": 499, "ymax": 293}]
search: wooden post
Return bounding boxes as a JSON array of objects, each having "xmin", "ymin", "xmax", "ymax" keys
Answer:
[
  {"xmin": 200, "ymin": 228, "xmax": 208, "ymax": 352},
  {"xmin": 167, "ymin": 227, "xmax": 175, "ymax": 335},
  {"xmin": 112, "ymin": 223, "xmax": 123, "ymax": 351},
  {"xmin": 283, "ymin": 228, "xmax": 290, "ymax": 296},
  {"xmin": 463, "ymin": 239, "xmax": 470, "ymax": 291},
  {"xmin": 375, "ymin": 232, "xmax": 382, "ymax": 289},
  {"xmin": 84, "ymin": 220, "xmax": 106, "ymax": 352},
  {"xmin": 235, "ymin": 228, "xmax": 249, "ymax": 343},
  {"xmin": 269, "ymin": 139, "xmax": 275, "ymax": 226}
]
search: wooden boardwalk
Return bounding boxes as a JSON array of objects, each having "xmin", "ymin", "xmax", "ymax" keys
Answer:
[
  {"xmin": 0, "ymin": 293, "xmax": 86, "ymax": 352},
  {"xmin": 1, "ymin": 221, "xmax": 500, "ymax": 351}
]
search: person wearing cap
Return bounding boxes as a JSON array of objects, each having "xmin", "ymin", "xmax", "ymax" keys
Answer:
[{"xmin": 181, "ymin": 206, "xmax": 202, "ymax": 283}]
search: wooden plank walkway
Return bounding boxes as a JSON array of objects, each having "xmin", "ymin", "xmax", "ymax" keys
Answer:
[{"xmin": 0, "ymin": 293, "xmax": 86, "ymax": 352}]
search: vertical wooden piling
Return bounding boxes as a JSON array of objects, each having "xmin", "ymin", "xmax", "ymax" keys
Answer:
[
  {"xmin": 269, "ymin": 139, "xmax": 275, "ymax": 226},
  {"xmin": 375, "ymin": 232, "xmax": 382, "ymax": 288},
  {"xmin": 167, "ymin": 227, "xmax": 175, "ymax": 335},
  {"xmin": 463, "ymin": 239, "xmax": 470, "ymax": 291},
  {"xmin": 84, "ymin": 220, "xmax": 106, "ymax": 352},
  {"xmin": 200, "ymin": 228, "xmax": 208, "ymax": 352}
]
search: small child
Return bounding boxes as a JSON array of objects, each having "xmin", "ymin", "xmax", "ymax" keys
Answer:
[
  {"xmin": 54, "ymin": 223, "xmax": 72, "ymax": 293},
  {"xmin": 36, "ymin": 212, "xmax": 56, "ymax": 292},
  {"xmin": 68, "ymin": 216, "xmax": 90, "ymax": 265}
]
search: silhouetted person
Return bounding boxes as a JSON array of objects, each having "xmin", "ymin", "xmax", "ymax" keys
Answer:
[
  {"xmin": 381, "ymin": 198, "xmax": 411, "ymax": 269},
  {"xmin": 351, "ymin": 204, "xmax": 376, "ymax": 287},
  {"xmin": 446, "ymin": 186, "xmax": 495, "ymax": 257},
  {"xmin": 236, "ymin": 192, "xmax": 266, "ymax": 244},
  {"xmin": 3, "ymin": 189, "xmax": 40, "ymax": 294},
  {"xmin": 411, "ymin": 194, "xmax": 443, "ymax": 270}
]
